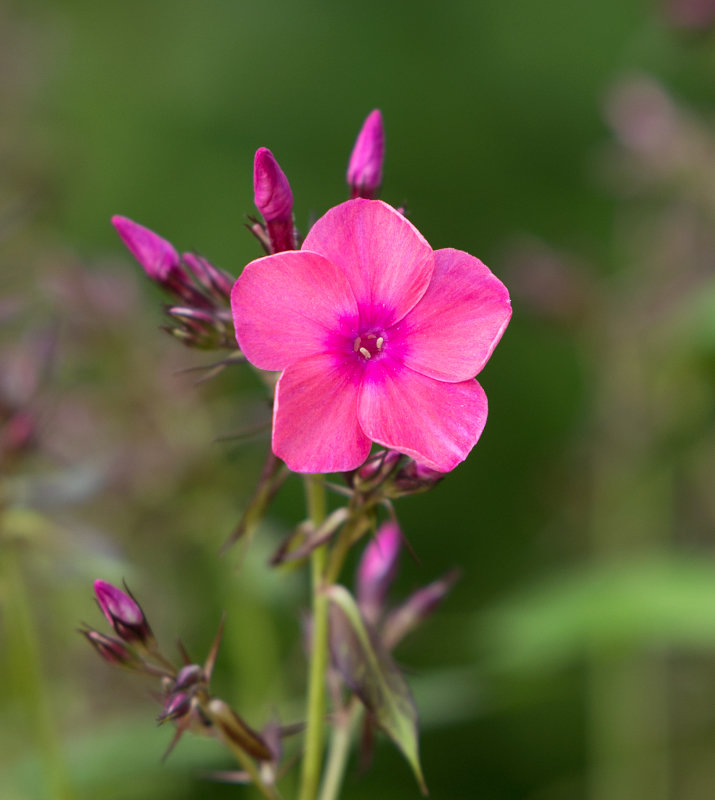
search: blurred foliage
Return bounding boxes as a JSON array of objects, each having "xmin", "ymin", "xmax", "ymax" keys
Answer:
[{"xmin": 3, "ymin": 0, "xmax": 715, "ymax": 799}]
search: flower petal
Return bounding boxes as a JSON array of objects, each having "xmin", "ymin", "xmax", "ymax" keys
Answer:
[
  {"xmin": 231, "ymin": 251, "xmax": 359, "ymax": 371},
  {"xmin": 273, "ymin": 353, "xmax": 371, "ymax": 473},
  {"xmin": 389, "ymin": 248, "xmax": 511, "ymax": 382},
  {"xmin": 302, "ymin": 199, "xmax": 434, "ymax": 329},
  {"xmin": 358, "ymin": 361, "xmax": 488, "ymax": 472}
]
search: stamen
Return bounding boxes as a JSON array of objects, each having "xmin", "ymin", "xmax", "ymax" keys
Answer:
[
  {"xmin": 376, "ymin": 337, "xmax": 384, "ymax": 350},
  {"xmin": 366, "ymin": 333, "xmax": 376, "ymax": 339},
  {"xmin": 359, "ymin": 347, "xmax": 371, "ymax": 359},
  {"xmin": 353, "ymin": 336, "xmax": 361, "ymax": 352}
]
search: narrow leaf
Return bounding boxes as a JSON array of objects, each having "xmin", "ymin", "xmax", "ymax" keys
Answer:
[{"xmin": 327, "ymin": 584, "xmax": 426, "ymax": 793}]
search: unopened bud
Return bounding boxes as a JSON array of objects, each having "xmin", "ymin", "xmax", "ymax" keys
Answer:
[
  {"xmin": 82, "ymin": 629, "xmax": 142, "ymax": 669},
  {"xmin": 349, "ymin": 449, "xmax": 402, "ymax": 493},
  {"xmin": 158, "ymin": 691, "xmax": 194, "ymax": 723},
  {"xmin": 347, "ymin": 109, "xmax": 385, "ymax": 199},
  {"xmin": 182, "ymin": 253, "xmax": 234, "ymax": 300},
  {"xmin": 253, "ymin": 147, "xmax": 295, "ymax": 253},
  {"xmin": 173, "ymin": 664, "xmax": 205, "ymax": 692},
  {"xmin": 388, "ymin": 459, "xmax": 445, "ymax": 497},
  {"xmin": 111, "ymin": 216, "xmax": 182, "ymax": 283},
  {"xmin": 382, "ymin": 569, "xmax": 460, "ymax": 650},
  {"xmin": 357, "ymin": 521, "xmax": 401, "ymax": 625},
  {"xmin": 94, "ymin": 579, "xmax": 154, "ymax": 647}
]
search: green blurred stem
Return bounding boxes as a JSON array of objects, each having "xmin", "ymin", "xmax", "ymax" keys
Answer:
[
  {"xmin": 318, "ymin": 698, "xmax": 362, "ymax": 800},
  {"xmin": 3, "ymin": 536, "xmax": 75, "ymax": 800},
  {"xmin": 298, "ymin": 476, "xmax": 329, "ymax": 800}
]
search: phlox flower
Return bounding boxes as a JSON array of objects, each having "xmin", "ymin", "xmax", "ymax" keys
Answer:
[{"xmin": 231, "ymin": 199, "xmax": 511, "ymax": 473}]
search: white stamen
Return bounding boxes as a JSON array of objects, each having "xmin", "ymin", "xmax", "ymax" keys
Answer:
[
  {"xmin": 359, "ymin": 347, "xmax": 371, "ymax": 359},
  {"xmin": 353, "ymin": 336, "xmax": 361, "ymax": 352},
  {"xmin": 376, "ymin": 337, "xmax": 384, "ymax": 350}
]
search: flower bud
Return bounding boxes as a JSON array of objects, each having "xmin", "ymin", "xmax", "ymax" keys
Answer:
[
  {"xmin": 357, "ymin": 521, "xmax": 401, "ymax": 624},
  {"xmin": 253, "ymin": 147, "xmax": 295, "ymax": 253},
  {"xmin": 81, "ymin": 629, "xmax": 142, "ymax": 669},
  {"xmin": 158, "ymin": 691, "xmax": 194, "ymax": 723},
  {"xmin": 347, "ymin": 109, "xmax": 385, "ymax": 199},
  {"xmin": 349, "ymin": 449, "xmax": 402, "ymax": 493},
  {"xmin": 382, "ymin": 569, "xmax": 460, "ymax": 650},
  {"xmin": 173, "ymin": 664, "xmax": 205, "ymax": 692},
  {"xmin": 94, "ymin": 579, "xmax": 154, "ymax": 647},
  {"xmin": 181, "ymin": 253, "xmax": 234, "ymax": 300},
  {"xmin": 111, "ymin": 216, "xmax": 182, "ymax": 283},
  {"xmin": 388, "ymin": 459, "xmax": 445, "ymax": 497}
]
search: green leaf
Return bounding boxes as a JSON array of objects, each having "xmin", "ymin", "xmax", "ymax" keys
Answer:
[{"xmin": 327, "ymin": 584, "xmax": 426, "ymax": 794}]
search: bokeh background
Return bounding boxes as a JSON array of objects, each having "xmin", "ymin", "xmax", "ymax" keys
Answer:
[{"xmin": 3, "ymin": 1, "xmax": 715, "ymax": 798}]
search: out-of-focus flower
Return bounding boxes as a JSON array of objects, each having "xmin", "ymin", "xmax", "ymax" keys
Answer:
[
  {"xmin": 347, "ymin": 109, "xmax": 385, "ymax": 199},
  {"xmin": 664, "ymin": 0, "xmax": 715, "ymax": 29},
  {"xmin": 253, "ymin": 147, "xmax": 295, "ymax": 253},
  {"xmin": 232, "ymin": 198, "xmax": 511, "ymax": 473},
  {"xmin": 94, "ymin": 579, "xmax": 154, "ymax": 646},
  {"xmin": 357, "ymin": 521, "xmax": 402, "ymax": 624}
]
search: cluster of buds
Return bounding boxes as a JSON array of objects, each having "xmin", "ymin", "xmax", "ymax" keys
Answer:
[
  {"xmin": 81, "ymin": 581, "xmax": 278, "ymax": 779},
  {"xmin": 347, "ymin": 449, "xmax": 445, "ymax": 500},
  {"xmin": 111, "ymin": 217, "xmax": 236, "ymax": 349}
]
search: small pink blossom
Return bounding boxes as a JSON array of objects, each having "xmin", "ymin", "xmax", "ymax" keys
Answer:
[
  {"xmin": 231, "ymin": 199, "xmax": 511, "ymax": 473},
  {"xmin": 357, "ymin": 521, "xmax": 402, "ymax": 624}
]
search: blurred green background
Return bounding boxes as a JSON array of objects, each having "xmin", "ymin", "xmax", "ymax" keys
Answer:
[{"xmin": 3, "ymin": 0, "xmax": 715, "ymax": 798}]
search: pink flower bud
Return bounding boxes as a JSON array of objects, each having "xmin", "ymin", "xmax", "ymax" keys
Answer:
[
  {"xmin": 94, "ymin": 579, "xmax": 154, "ymax": 646},
  {"xmin": 389, "ymin": 459, "xmax": 445, "ymax": 497},
  {"xmin": 181, "ymin": 252, "xmax": 234, "ymax": 300},
  {"xmin": 253, "ymin": 147, "xmax": 295, "ymax": 253},
  {"xmin": 81, "ymin": 629, "xmax": 142, "ymax": 669},
  {"xmin": 157, "ymin": 691, "xmax": 193, "ymax": 723},
  {"xmin": 347, "ymin": 109, "xmax": 385, "ymax": 199},
  {"xmin": 111, "ymin": 216, "xmax": 181, "ymax": 283},
  {"xmin": 357, "ymin": 521, "xmax": 401, "ymax": 624}
]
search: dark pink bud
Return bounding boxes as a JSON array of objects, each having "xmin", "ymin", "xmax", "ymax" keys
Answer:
[
  {"xmin": 181, "ymin": 253, "xmax": 234, "ymax": 300},
  {"xmin": 94, "ymin": 579, "xmax": 153, "ymax": 646},
  {"xmin": 253, "ymin": 147, "xmax": 295, "ymax": 253},
  {"xmin": 111, "ymin": 216, "xmax": 181, "ymax": 283},
  {"xmin": 347, "ymin": 109, "xmax": 385, "ymax": 199},
  {"xmin": 82, "ymin": 629, "xmax": 141, "ymax": 669},
  {"xmin": 349, "ymin": 449, "xmax": 402, "ymax": 492},
  {"xmin": 389, "ymin": 459, "xmax": 445, "ymax": 497},
  {"xmin": 158, "ymin": 691, "xmax": 193, "ymax": 723},
  {"xmin": 173, "ymin": 664, "xmax": 205, "ymax": 692},
  {"xmin": 382, "ymin": 569, "xmax": 460, "ymax": 650},
  {"xmin": 254, "ymin": 148, "xmax": 293, "ymax": 223},
  {"xmin": 357, "ymin": 521, "xmax": 401, "ymax": 624}
]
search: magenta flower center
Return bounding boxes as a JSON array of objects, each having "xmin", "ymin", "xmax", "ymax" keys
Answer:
[{"xmin": 353, "ymin": 330, "xmax": 386, "ymax": 360}]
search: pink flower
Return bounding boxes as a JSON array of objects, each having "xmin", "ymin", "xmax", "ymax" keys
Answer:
[{"xmin": 231, "ymin": 199, "xmax": 511, "ymax": 473}]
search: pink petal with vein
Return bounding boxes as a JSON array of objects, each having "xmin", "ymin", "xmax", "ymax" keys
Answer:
[
  {"xmin": 358, "ymin": 361, "xmax": 488, "ymax": 472},
  {"xmin": 231, "ymin": 251, "xmax": 358, "ymax": 371},
  {"xmin": 273, "ymin": 353, "xmax": 371, "ymax": 473},
  {"xmin": 389, "ymin": 248, "xmax": 511, "ymax": 382},
  {"xmin": 302, "ymin": 199, "xmax": 433, "ymax": 329}
]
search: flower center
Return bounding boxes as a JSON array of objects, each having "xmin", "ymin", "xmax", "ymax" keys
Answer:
[{"xmin": 353, "ymin": 331, "xmax": 385, "ymax": 360}]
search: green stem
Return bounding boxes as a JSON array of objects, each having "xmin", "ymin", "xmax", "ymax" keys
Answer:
[
  {"xmin": 318, "ymin": 698, "xmax": 362, "ymax": 800},
  {"xmin": 298, "ymin": 476, "xmax": 329, "ymax": 800}
]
